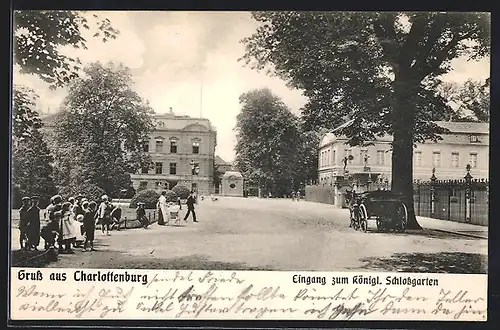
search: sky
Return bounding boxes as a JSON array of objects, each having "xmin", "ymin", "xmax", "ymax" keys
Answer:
[{"xmin": 13, "ymin": 11, "xmax": 490, "ymax": 163}]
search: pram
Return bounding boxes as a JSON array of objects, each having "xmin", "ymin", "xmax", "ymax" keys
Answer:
[{"xmin": 168, "ymin": 204, "xmax": 181, "ymax": 226}]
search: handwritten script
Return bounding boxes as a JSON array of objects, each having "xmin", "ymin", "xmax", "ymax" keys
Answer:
[{"xmin": 11, "ymin": 269, "xmax": 487, "ymax": 321}]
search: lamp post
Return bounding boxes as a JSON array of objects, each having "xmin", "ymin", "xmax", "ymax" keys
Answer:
[
  {"xmin": 464, "ymin": 164, "xmax": 473, "ymax": 223},
  {"xmin": 366, "ymin": 175, "xmax": 372, "ymax": 192},
  {"xmin": 430, "ymin": 167, "xmax": 437, "ymax": 218}
]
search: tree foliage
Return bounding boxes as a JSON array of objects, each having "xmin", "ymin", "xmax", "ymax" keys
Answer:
[
  {"xmin": 52, "ymin": 62, "xmax": 155, "ymax": 196},
  {"xmin": 12, "ymin": 129, "xmax": 57, "ymax": 209},
  {"xmin": 172, "ymin": 185, "xmax": 191, "ymax": 199},
  {"xmin": 234, "ymin": 88, "xmax": 318, "ymax": 196},
  {"xmin": 12, "ymin": 86, "xmax": 42, "ymax": 141},
  {"xmin": 437, "ymin": 79, "xmax": 490, "ymax": 122},
  {"xmin": 13, "ymin": 11, "xmax": 119, "ymax": 89},
  {"xmin": 240, "ymin": 12, "xmax": 490, "ymax": 228},
  {"xmin": 58, "ymin": 182, "xmax": 106, "ymax": 204}
]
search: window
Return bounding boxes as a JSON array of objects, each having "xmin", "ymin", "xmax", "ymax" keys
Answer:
[
  {"xmin": 333, "ymin": 150, "xmax": 336, "ymax": 164},
  {"xmin": 230, "ymin": 183, "xmax": 236, "ymax": 189},
  {"xmin": 155, "ymin": 140, "xmax": 163, "ymax": 153},
  {"xmin": 142, "ymin": 142, "xmax": 149, "ymax": 152},
  {"xmin": 414, "ymin": 151, "xmax": 422, "ymax": 166},
  {"xmin": 470, "ymin": 135, "xmax": 479, "ymax": 143},
  {"xmin": 169, "ymin": 162, "xmax": 177, "ymax": 175},
  {"xmin": 191, "ymin": 183, "xmax": 197, "ymax": 192},
  {"xmin": 377, "ymin": 150, "xmax": 385, "ymax": 165},
  {"xmin": 170, "ymin": 141, "xmax": 178, "ymax": 153},
  {"xmin": 469, "ymin": 153, "xmax": 478, "ymax": 168},
  {"xmin": 432, "ymin": 151, "xmax": 441, "ymax": 168},
  {"xmin": 141, "ymin": 166, "xmax": 149, "ymax": 174},
  {"xmin": 451, "ymin": 152, "xmax": 460, "ymax": 168},
  {"xmin": 155, "ymin": 162, "xmax": 163, "ymax": 175},
  {"xmin": 192, "ymin": 141, "xmax": 200, "ymax": 154}
]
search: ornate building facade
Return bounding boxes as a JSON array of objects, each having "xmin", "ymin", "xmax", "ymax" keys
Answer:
[
  {"xmin": 131, "ymin": 111, "xmax": 217, "ymax": 195},
  {"xmin": 318, "ymin": 121, "xmax": 489, "ymax": 188}
]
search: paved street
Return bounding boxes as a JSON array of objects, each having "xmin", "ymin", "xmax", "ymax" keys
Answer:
[{"xmin": 11, "ymin": 197, "xmax": 487, "ymax": 273}]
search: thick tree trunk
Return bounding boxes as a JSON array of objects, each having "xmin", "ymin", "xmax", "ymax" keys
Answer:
[{"xmin": 391, "ymin": 79, "xmax": 423, "ymax": 230}]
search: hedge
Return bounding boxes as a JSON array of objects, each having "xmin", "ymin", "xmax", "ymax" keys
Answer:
[
  {"xmin": 129, "ymin": 189, "xmax": 160, "ymax": 209},
  {"xmin": 172, "ymin": 185, "xmax": 190, "ymax": 199}
]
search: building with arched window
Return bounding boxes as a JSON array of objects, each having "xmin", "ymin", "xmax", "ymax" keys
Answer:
[{"xmin": 133, "ymin": 111, "xmax": 217, "ymax": 194}]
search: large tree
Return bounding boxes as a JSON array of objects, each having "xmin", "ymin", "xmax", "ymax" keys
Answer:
[
  {"xmin": 12, "ymin": 85, "xmax": 56, "ymax": 207},
  {"xmin": 13, "ymin": 10, "xmax": 119, "ymax": 89},
  {"xmin": 53, "ymin": 62, "xmax": 155, "ymax": 196},
  {"xmin": 234, "ymin": 88, "xmax": 317, "ymax": 196},
  {"xmin": 240, "ymin": 12, "xmax": 490, "ymax": 229}
]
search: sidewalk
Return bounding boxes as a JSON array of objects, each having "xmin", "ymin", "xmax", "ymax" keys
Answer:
[{"xmin": 417, "ymin": 216, "xmax": 488, "ymax": 239}]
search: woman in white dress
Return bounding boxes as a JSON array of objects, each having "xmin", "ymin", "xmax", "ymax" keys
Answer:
[
  {"xmin": 158, "ymin": 191, "xmax": 168, "ymax": 226},
  {"xmin": 61, "ymin": 202, "xmax": 77, "ymax": 254}
]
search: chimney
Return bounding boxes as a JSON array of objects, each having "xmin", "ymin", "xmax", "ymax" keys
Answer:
[{"xmin": 169, "ymin": 107, "xmax": 173, "ymax": 114}]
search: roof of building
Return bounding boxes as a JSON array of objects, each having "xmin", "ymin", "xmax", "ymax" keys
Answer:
[
  {"xmin": 320, "ymin": 120, "xmax": 489, "ymax": 147},
  {"xmin": 215, "ymin": 155, "xmax": 230, "ymax": 165},
  {"xmin": 222, "ymin": 171, "xmax": 243, "ymax": 178},
  {"xmin": 40, "ymin": 111, "xmax": 217, "ymax": 132},
  {"xmin": 434, "ymin": 121, "xmax": 489, "ymax": 135}
]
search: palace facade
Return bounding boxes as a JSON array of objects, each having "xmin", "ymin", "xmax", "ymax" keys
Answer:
[
  {"xmin": 131, "ymin": 111, "xmax": 217, "ymax": 194},
  {"xmin": 318, "ymin": 121, "xmax": 489, "ymax": 187}
]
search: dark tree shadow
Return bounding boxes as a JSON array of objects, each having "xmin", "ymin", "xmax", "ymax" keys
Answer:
[
  {"xmin": 372, "ymin": 228, "xmax": 485, "ymax": 240},
  {"xmin": 86, "ymin": 253, "xmax": 276, "ymax": 271},
  {"xmin": 11, "ymin": 250, "xmax": 52, "ymax": 268},
  {"xmin": 355, "ymin": 252, "xmax": 487, "ymax": 274}
]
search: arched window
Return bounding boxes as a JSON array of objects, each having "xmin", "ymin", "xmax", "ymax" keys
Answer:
[{"xmin": 192, "ymin": 138, "xmax": 201, "ymax": 154}]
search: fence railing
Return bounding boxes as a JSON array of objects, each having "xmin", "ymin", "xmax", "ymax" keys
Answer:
[{"xmin": 306, "ymin": 165, "xmax": 489, "ymax": 226}]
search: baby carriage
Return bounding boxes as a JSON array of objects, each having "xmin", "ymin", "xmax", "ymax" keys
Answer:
[{"xmin": 168, "ymin": 204, "xmax": 181, "ymax": 226}]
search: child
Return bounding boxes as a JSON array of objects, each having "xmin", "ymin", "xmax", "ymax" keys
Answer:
[
  {"xmin": 136, "ymin": 202, "xmax": 148, "ymax": 229},
  {"xmin": 83, "ymin": 201, "xmax": 97, "ymax": 251},
  {"xmin": 41, "ymin": 211, "xmax": 61, "ymax": 250}
]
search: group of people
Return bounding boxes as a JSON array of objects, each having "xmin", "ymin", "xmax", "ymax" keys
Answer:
[
  {"xmin": 156, "ymin": 190, "xmax": 198, "ymax": 225},
  {"xmin": 18, "ymin": 193, "xmax": 120, "ymax": 254},
  {"xmin": 290, "ymin": 190, "xmax": 302, "ymax": 201}
]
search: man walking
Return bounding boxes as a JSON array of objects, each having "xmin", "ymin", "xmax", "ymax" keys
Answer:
[{"xmin": 183, "ymin": 191, "xmax": 198, "ymax": 223}]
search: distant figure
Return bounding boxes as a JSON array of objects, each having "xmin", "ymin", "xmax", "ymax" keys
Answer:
[
  {"xmin": 26, "ymin": 196, "xmax": 41, "ymax": 251},
  {"xmin": 18, "ymin": 197, "xmax": 31, "ymax": 250},
  {"xmin": 177, "ymin": 196, "xmax": 182, "ymax": 210},
  {"xmin": 183, "ymin": 191, "xmax": 198, "ymax": 223},
  {"xmin": 296, "ymin": 190, "xmax": 301, "ymax": 202},
  {"xmin": 291, "ymin": 191, "xmax": 296, "ymax": 201}
]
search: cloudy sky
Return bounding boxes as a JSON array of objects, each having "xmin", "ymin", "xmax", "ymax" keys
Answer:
[{"xmin": 13, "ymin": 11, "xmax": 490, "ymax": 162}]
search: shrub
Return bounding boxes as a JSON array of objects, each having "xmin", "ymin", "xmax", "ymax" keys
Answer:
[
  {"xmin": 59, "ymin": 183, "xmax": 106, "ymax": 204},
  {"xmin": 165, "ymin": 190, "xmax": 177, "ymax": 202},
  {"xmin": 129, "ymin": 189, "xmax": 160, "ymax": 209},
  {"xmin": 172, "ymin": 185, "xmax": 190, "ymax": 199}
]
